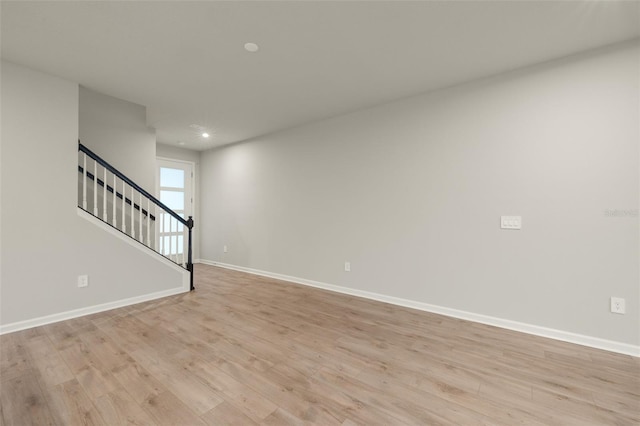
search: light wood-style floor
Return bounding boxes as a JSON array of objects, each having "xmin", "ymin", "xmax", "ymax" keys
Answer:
[{"xmin": 1, "ymin": 264, "xmax": 638, "ymax": 425}]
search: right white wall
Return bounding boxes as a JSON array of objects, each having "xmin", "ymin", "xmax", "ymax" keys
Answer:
[{"xmin": 200, "ymin": 42, "xmax": 639, "ymax": 349}]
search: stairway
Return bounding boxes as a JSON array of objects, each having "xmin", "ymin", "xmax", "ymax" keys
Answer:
[{"xmin": 77, "ymin": 142, "xmax": 194, "ymax": 290}]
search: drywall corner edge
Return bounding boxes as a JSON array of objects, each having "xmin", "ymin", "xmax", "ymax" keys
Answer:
[{"xmin": 199, "ymin": 259, "xmax": 640, "ymax": 357}]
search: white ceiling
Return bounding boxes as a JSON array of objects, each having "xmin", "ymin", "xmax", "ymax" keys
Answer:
[{"xmin": 2, "ymin": 1, "xmax": 638, "ymax": 151}]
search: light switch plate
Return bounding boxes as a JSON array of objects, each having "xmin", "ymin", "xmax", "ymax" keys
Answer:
[{"xmin": 501, "ymin": 216, "xmax": 522, "ymax": 230}]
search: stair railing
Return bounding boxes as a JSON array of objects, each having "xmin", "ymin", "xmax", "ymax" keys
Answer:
[{"xmin": 77, "ymin": 142, "xmax": 194, "ymax": 291}]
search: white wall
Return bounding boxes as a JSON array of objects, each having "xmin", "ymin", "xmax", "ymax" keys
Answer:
[
  {"xmin": 79, "ymin": 87, "xmax": 156, "ymax": 191},
  {"xmin": 200, "ymin": 42, "xmax": 639, "ymax": 348},
  {"xmin": 0, "ymin": 61, "xmax": 186, "ymax": 327},
  {"xmin": 156, "ymin": 143, "xmax": 201, "ymax": 260}
]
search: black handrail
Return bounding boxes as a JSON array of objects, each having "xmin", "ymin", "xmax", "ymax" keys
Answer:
[
  {"xmin": 79, "ymin": 143, "xmax": 188, "ymax": 227},
  {"xmin": 78, "ymin": 166, "xmax": 156, "ymax": 220},
  {"xmin": 78, "ymin": 141, "xmax": 195, "ymax": 291}
]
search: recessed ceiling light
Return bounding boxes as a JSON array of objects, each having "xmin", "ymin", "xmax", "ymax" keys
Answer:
[
  {"xmin": 202, "ymin": 132, "xmax": 210, "ymax": 138},
  {"xmin": 244, "ymin": 42, "xmax": 259, "ymax": 53},
  {"xmin": 177, "ymin": 141, "xmax": 185, "ymax": 146}
]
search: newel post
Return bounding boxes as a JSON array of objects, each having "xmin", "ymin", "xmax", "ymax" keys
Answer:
[{"xmin": 187, "ymin": 216, "xmax": 194, "ymax": 291}]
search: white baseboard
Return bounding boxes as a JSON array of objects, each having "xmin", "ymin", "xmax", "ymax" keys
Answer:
[
  {"xmin": 0, "ymin": 286, "xmax": 188, "ymax": 335},
  {"xmin": 199, "ymin": 259, "xmax": 640, "ymax": 357}
]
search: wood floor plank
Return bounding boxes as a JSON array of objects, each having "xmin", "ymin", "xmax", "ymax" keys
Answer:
[
  {"xmin": 0, "ymin": 373, "xmax": 56, "ymax": 426},
  {"xmin": 77, "ymin": 328, "xmax": 133, "ymax": 372},
  {"xmin": 0, "ymin": 333, "xmax": 33, "ymax": 382},
  {"xmin": 140, "ymin": 391, "xmax": 207, "ymax": 426},
  {"xmin": 23, "ymin": 335, "xmax": 75, "ymax": 388},
  {"xmin": 56, "ymin": 338, "xmax": 122, "ymax": 401},
  {"xmin": 177, "ymin": 355, "xmax": 278, "ymax": 422},
  {"xmin": 531, "ymin": 386, "xmax": 637, "ymax": 425},
  {"xmin": 267, "ymin": 362, "xmax": 409, "ymax": 426},
  {"xmin": 74, "ymin": 362, "xmax": 122, "ymax": 401},
  {"xmin": 200, "ymin": 400, "xmax": 259, "ymax": 426},
  {"xmin": 313, "ymin": 367, "xmax": 454, "ymax": 425},
  {"xmin": 260, "ymin": 407, "xmax": 307, "ymax": 425},
  {"xmin": 93, "ymin": 387, "xmax": 157, "ymax": 426},
  {"xmin": 1, "ymin": 264, "xmax": 637, "ymax": 425},
  {"xmin": 40, "ymin": 378, "xmax": 106, "ymax": 426},
  {"xmin": 110, "ymin": 361, "xmax": 166, "ymax": 405},
  {"xmin": 43, "ymin": 319, "xmax": 95, "ymax": 351},
  {"xmin": 128, "ymin": 347, "xmax": 224, "ymax": 415}
]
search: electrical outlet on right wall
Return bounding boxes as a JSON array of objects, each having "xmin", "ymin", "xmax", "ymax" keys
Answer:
[{"xmin": 610, "ymin": 297, "xmax": 626, "ymax": 314}]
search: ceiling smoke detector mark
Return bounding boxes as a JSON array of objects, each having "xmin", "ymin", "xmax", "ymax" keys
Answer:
[
  {"xmin": 244, "ymin": 42, "xmax": 259, "ymax": 53},
  {"xmin": 177, "ymin": 141, "xmax": 185, "ymax": 146}
]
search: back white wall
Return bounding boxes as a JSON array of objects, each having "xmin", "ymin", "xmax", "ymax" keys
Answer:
[
  {"xmin": 80, "ymin": 87, "xmax": 156, "ymax": 191},
  {"xmin": 200, "ymin": 42, "xmax": 639, "ymax": 349}
]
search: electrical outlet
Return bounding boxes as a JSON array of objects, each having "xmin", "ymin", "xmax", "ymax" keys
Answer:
[
  {"xmin": 77, "ymin": 275, "xmax": 89, "ymax": 288},
  {"xmin": 610, "ymin": 297, "xmax": 625, "ymax": 314},
  {"xmin": 223, "ymin": 245, "xmax": 228, "ymax": 253},
  {"xmin": 344, "ymin": 262, "xmax": 351, "ymax": 272}
]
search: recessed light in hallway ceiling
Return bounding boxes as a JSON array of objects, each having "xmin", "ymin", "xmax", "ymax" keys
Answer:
[{"xmin": 244, "ymin": 42, "xmax": 259, "ymax": 53}]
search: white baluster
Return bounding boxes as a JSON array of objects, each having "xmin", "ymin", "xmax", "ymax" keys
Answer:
[
  {"xmin": 158, "ymin": 212, "xmax": 162, "ymax": 254},
  {"xmin": 167, "ymin": 216, "xmax": 171, "ymax": 261},
  {"xmin": 93, "ymin": 161, "xmax": 98, "ymax": 216},
  {"xmin": 178, "ymin": 219, "xmax": 182, "ymax": 265},
  {"xmin": 175, "ymin": 219, "xmax": 179, "ymax": 264},
  {"xmin": 103, "ymin": 168, "xmax": 108, "ymax": 221},
  {"xmin": 166, "ymin": 215, "xmax": 169, "ymax": 258},
  {"xmin": 122, "ymin": 181, "xmax": 126, "ymax": 233},
  {"xmin": 178, "ymin": 225, "xmax": 182, "ymax": 266},
  {"xmin": 112, "ymin": 174, "xmax": 117, "ymax": 227},
  {"xmin": 131, "ymin": 187, "xmax": 135, "ymax": 237},
  {"xmin": 175, "ymin": 218, "xmax": 179, "ymax": 264},
  {"xmin": 169, "ymin": 216, "xmax": 175, "ymax": 260},
  {"xmin": 82, "ymin": 154, "xmax": 87, "ymax": 209},
  {"xmin": 183, "ymin": 220, "xmax": 188, "ymax": 267},
  {"xmin": 146, "ymin": 198, "xmax": 151, "ymax": 247},
  {"xmin": 139, "ymin": 193, "xmax": 143, "ymax": 242},
  {"xmin": 178, "ymin": 220, "xmax": 182, "ymax": 266},
  {"xmin": 162, "ymin": 213, "xmax": 166, "ymax": 256}
]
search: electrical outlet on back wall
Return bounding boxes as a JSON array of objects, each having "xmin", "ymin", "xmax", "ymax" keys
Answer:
[
  {"xmin": 77, "ymin": 275, "xmax": 89, "ymax": 288},
  {"xmin": 610, "ymin": 297, "xmax": 625, "ymax": 314}
]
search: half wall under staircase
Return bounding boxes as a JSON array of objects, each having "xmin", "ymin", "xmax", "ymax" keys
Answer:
[{"xmin": 77, "ymin": 142, "xmax": 194, "ymax": 290}]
